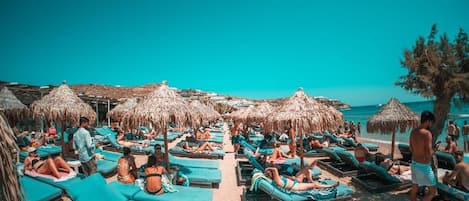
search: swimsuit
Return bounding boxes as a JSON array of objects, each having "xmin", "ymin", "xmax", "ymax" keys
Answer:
[
  {"xmin": 280, "ymin": 176, "xmax": 298, "ymax": 191},
  {"xmin": 31, "ymin": 159, "xmax": 44, "ymax": 170},
  {"xmin": 410, "ymin": 161, "xmax": 436, "ymax": 186},
  {"xmin": 146, "ymin": 172, "xmax": 163, "ymax": 194},
  {"xmin": 355, "ymin": 156, "xmax": 365, "ymax": 163}
]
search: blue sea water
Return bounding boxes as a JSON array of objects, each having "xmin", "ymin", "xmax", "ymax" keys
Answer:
[{"xmin": 342, "ymin": 100, "xmax": 469, "ymax": 145}]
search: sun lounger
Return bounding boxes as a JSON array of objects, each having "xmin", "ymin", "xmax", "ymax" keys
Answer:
[
  {"xmin": 178, "ymin": 166, "xmax": 222, "ymax": 188},
  {"xmin": 351, "ymin": 161, "xmax": 412, "ymax": 193},
  {"xmin": 169, "ymin": 146, "xmax": 225, "ymax": 159},
  {"xmin": 94, "ymin": 148, "xmax": 123, "ymax": 162},
  {"xmin": 436, "ymin": 151, "xmax": 457, "ymax": 170},
  {"xmin": 318, "ymin": 149, "xmax": 362, "ymax": 177},
  {"xmin": 339, "ymin": 137, "xmax": 379, "ymax": 151},
  {"xmin": 154, "ymin": 132, "xmax": 183, "ymax": 142},
  {"xmin": 251, "ymin": 170, "xmax": 354, "ymax": 201},
  {"xmin": 96, "ymin": 159, "xmax": 118, "ymax": 176},
  {"xmin": 397, "ymin": 143, "xmax": 412, "ymax": 163},
  {"xmin": 436, "ymin": 182, "xmax": 469, "ymax": 201},
  {"xmin": 20, "ymin": 176, "xmax": 63, "ymax": 201},
  {"xmin": 169, "ymin": 154, "xmax": 219, "ymax": 169},
  {"xmin": 110, "ymin": 181, "xmax": 213, "ymax": 201},
  {"xmin": 67, "ymin": 173, "xmax": 127, "ymax": 201},
  {"xmin": 323, "ymin": 133, "xmax": 343, "ymax": 144}
]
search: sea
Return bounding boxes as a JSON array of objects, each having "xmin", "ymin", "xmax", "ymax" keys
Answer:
[{"xmin": 342, "ymin": 100, "xmax": 469, "ymax": 145}]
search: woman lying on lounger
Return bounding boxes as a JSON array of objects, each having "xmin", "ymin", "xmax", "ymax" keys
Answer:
[
  {"xmin": 117, "ymin": 132, "xmax": 144, "ymax": 147},
  {"xmin": 145, "ymin": 155, "xmax": 166, "ymax": 195},
  {"xmin": 285, "ymin": 160, "xmax": 318, "ymax": 183},
  {"xmin": 24, "ymin": 148, "xmax": 72, "ymax": 179},
  {"xmin": 380, "ymin": 158, "xmax": 410, "ymax": 175},
  {"xmin": 265, "ymin": 167, "xmax": 339, "ymax": 191},
  {"xmin": 182, "ymin": 141, "xmax": 215, "ymax": 152}
]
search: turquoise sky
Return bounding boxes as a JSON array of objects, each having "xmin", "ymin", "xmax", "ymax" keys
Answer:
[{"xmin": 1, "ymin": 0, "xmax": 468, "ymax": 106}]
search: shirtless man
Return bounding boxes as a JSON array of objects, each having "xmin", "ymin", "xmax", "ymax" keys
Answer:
[
  {"xmin": 288, "ymin": 121, "xmax": 297, "ymax": 157},
  {"xmin": 441, "ymin": 136, "xmax": 458, "ymax": 154},
  {"xmin": 409, "ymin": 111, "xmax": 436, "ymax": 201},
  {"xmin": 463, "ymin": 121, "xmax": 469, "ymax": 152},
  {"xmin": 442, "ymin": 151, "xmax": 469, "ymax": 191}
]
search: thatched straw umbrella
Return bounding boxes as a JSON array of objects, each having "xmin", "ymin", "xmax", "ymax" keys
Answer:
[
  {"xmin": 0, "ymin": 87, "xmax": 29, "ymax": 126},
  {"xmin": 190, "ymin": 100, "xmax": 221, "ymax": 124},
  {"xmin": 367, "ymin": 98, "xmax": 419, "ymax": 159},
  {"xmin": 123, "ymin": 81, "xmax": 198, "ymax": 169},
  {"xmin": 0, "ymin": 112, "xmax": 23, "ymax": 201},
  {"xmin": 31, "ymin": 81, "xmax": 96, "ymax": 155},
  {"xmin": 265, "ymin": 88, "xmax": 343, "ymax": 167},
  {"xmin": 107, "ymin": 98, "xmax": 138, "ymax": 122},
  {"xmin": 245, "ymin": 102, "xmax": 274, "ymax": 124}
]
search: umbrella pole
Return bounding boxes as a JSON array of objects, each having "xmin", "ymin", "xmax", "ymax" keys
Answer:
[
  {"xmin": 391, "ymin": 131, "xmax": 395, "ymax": 160},
  {"xmin": 61, "ymin": 120, "xmax": 65, "ymax": 156},
  {"xmin": 164, "ymin": 126, "xmax": 170, "ymax": 170}
]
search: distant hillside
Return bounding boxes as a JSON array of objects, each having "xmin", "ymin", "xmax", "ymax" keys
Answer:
[{"xmin": 0, "ymin": 81, "xmax": 350, "ymax": 114}]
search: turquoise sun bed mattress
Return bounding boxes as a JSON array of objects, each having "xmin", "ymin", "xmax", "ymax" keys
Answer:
[
  {"xmin": 96, "ymin": 159, "xmax": 117, "ymax": 175},
  {"xmin": 95, "ymin": 148, "xmax": 123, "ymax": 162},
  {"xmin": 68, "ymin": 173, "xmax": 127, "ymax": 201},
  {"xmin": 437, "ymin": 182, "xmax": 469, "ymax": 201},
  {"xmin": 20, "ymin": 176, "xmax": 62, "ymax": 201},
  {"xmin": 110, "ymin": 181, "xmax": 213, "ymax": 201},
  {"xmin": 169, "ymin": 154, "xmax": 219, "ymax": 169}
]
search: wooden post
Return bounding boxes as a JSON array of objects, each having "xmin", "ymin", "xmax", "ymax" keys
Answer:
[
  {"xmin": 299, "ymin": 125, "xmax": 304, "ymax": 169},
  {"xmin": 164, "ymin": 125, "xmax": 170, "ymax": 170},
  {"xmin": 391, "ymin": 131, "xmax": 396, "ymax": 160}
]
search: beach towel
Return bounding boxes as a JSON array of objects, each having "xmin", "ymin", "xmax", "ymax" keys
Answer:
[
  {"xmin": 393, "ymin": 170, "xmax": 412, "ymax": 182},
  {"xmin": 271, "ymin": 158, "xmax": 287, "ymax": 164},
  {"xmin": 25, "ymin": 169, "xmax": 77, "ymax": 182}
]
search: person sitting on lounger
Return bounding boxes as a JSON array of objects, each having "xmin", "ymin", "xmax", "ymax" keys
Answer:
[
  {"xmin": 308, "ymin": 137, "xmax": 325, "ymax": 149},
  {"xmin": 443, "ymin": 151, "xmax": 469, "ymax": 191},
  {"xmin": 117, "ymin": 147, "xmax": 137, "ymax": 184},
  {"xmin": 24, "ymin": 148, "xmax": 72, "ymax": 179},
  {"xmin": 182, "ymin": 141, "xmax": 215, "ymax": 152},
  {"xmin": 145, "ymin": 155, "xmax": 166, "ymax": 195},
  {"xmin": 285, "ymin": 160, "xmax": 318, "ymax": 183},
  {"xmin": 354, "ymin": 143, "xmax": 370, "ymax": 162},
  {"xmin": 380, "ymin": 158, "xmax": 411, "ymax": 175},
  {"xmin": 265, "ymin": 167, "xmax": 339, "ymax": 191},
  {"xmin": 231, "ymin": 123, "xmax": 242, "ymax": 153},
  {"xmin": 269, "ymin": 142, "xmax": 291, "ymax": 163},
  {"xmin": 441, "ymin": 136, "xmax": 458, "ymax": 154}
]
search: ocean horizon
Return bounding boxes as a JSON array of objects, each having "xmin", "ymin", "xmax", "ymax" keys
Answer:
[{"xmin": 344, "ymin": 100, "xmax": 469, "ymax": 145}]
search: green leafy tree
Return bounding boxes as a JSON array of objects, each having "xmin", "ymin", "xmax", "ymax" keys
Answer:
[{"xmin": 397, "ymin": 24, "xmax": 469, "ymax": 141}]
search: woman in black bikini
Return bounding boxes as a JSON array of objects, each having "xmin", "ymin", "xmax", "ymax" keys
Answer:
[
  {"xmin": 24, "ymin": 148, "xmax": 71, "ymax": 179},
  {"xmin": 144, "ymin": 155, "xmax": 166, "ymax": 195}
]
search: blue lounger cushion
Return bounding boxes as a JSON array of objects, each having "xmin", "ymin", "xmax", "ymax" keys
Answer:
[
  {"xmin": 68, "ymin": 173, "xmax": 127, "ymax": 201},
  {"xmin": 108, "ymin": 182, "xmax": 141, "ymax": 200},
  {"xmin": 360, "ymin": 161, "xmax": 400, "ymax": 183},
  {"xmin": 319, "ymin": 148, "xmax": 342, "ymax": 163},
  {"xmin": 38, "ymin": 145, "xmax": 62, "ymax": 155},
  {"xmin": 20, "ymin": 176, "xmax": 62, "ymax": 201},
  {"xmin": 256, "ymin": 177, "xmax": 353, "ymax": 201},
  {"xmin": 342, "ymin": 138, "xmax": 379, "ymax": 151},
  {"xmin": 132, "ymin": 185, "xmax": 213, "ymax": 201},
  {"xmin": 436, "ymin": 151, "xmax": 457, "ymax": 170},
  {"xmin": 95, "ymin": 149, "xmax": 123, "ymax": 162},
  {"xmin": 169, "ymin": 154, "xmax": 219, "ymax": 169},
  {"xmin": 31, "ymin": 174, "xmax": 84, "ymax": 194},
  {"xmin": 179, "ymin": 167, "xmax": 222, "ymax": 183},
  {"xmin": 19, "ymin": 150, "xmax": 49, "ymax": 159},
  {"xmin": 436, "ymin": 182, "xmax": 469, "ymax": 201},
  {"xmin": 336, "ymin": 150, "xmax": 361, "ymax": 169},
  {"xmin": 240, "ymin": 140, "xmax": 275, "ymax": 154},
  {"xmin": 97, "ymin": 159, "xmax": 117, "ymax": 175}
]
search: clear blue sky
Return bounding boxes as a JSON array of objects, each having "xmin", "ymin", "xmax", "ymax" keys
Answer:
[{"xmin": 1, "ymin": 0, "xmax": 468, "ymax": 106}]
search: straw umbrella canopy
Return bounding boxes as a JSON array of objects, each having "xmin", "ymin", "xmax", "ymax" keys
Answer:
[
  {"xmin": 123, "ymin": 81, "xmax": 199, "ymax": 169},
  {"xmin": 0, "ymin": 112, "xmax": 23, "ymax": 201},
  {"xmin": 0, "ymin": 87, "xmax": 29, "ymax": 125},
  {"xmin": 190, "ymin": 100, "xmax": 221, "ymax": 124},
  {"xmin": 31, "ymin": 82, "xmax": 96, "ymax": 155},
  {"xmin": 265, "ymin": 87, "xmax": 343, "ymax": 167},
  {"xmin": 107, "ymin": 98, "xmax": 138, "ymax": 122},
  {"xmin": 367, "ymin": 98, "xmax": 419, "ymax": 159},
  {"xmin": 245, "ymin": 102, "xmax": 274, "ymax": 124}
]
